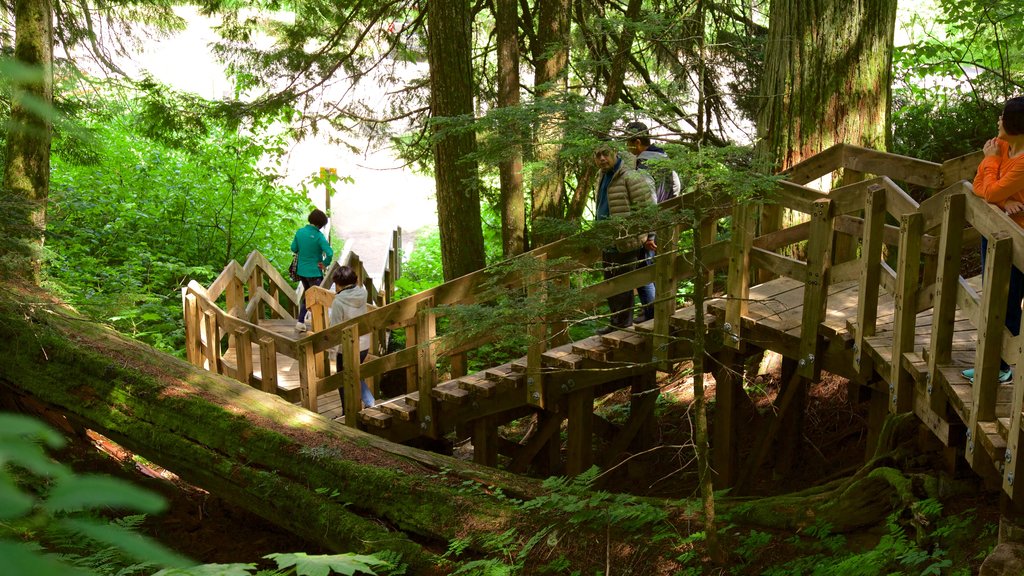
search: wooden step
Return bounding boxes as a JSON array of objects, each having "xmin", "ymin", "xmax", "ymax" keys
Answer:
[
  {"xmin": 542, "ymin": 347, "xmax": 585, "ymax": 369},
  {"xmin": 978, "ymin": 421, "xmax": 1007, "ymax": 470},
  {"xmin": 403, "ymin": 391, "xmax": 422, "ymax": 408},
  {"xmin": 358, "ymin": 408, "xmax": 392, "ymax": 429},
  {"xmin": 572, "ymin": 336, "xmax": 611, "ymax": 362},
  {"xmin": 377, "ymin": 398, "xmax": 417, "ymax": 421},
  {"xmin": 460, "ymin": 373, "xmax": 499, "ymax": 397},
  {"xmin": 484, "ymin": 364, "xmax": 524, "ymax": 389},
  {"xmin": 599, "ymin": 330, "xmax": 647, "ymax": 350},
  {"xmin": 432, "ymin": 382, "xmax": 471, "ymax": 404}
]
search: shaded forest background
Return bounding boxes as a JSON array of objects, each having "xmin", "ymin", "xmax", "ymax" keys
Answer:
[{"xmin": 1, "ymin": 0, "xmax": 1023, "ymax": 574}]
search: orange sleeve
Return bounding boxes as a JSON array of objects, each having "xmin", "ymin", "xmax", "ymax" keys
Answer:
[{"xmin": 973, "ymin": 140, "xmax": 1024, "ymax": 204}]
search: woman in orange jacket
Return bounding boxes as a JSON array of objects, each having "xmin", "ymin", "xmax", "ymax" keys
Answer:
[{"xmin": 964, "ymin": 97, "xmax": 1024, "ymax": 383}]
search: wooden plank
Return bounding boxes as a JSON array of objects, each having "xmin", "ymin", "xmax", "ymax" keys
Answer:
[
  {"xmin": 526, "ymin": 254, "xmax": 548, "ymax": 408},
  {"xmin": 967, "ymin": 234, "xmax": 1013, "ymax": 468},
  {"xmin": 203, "ymin": 310, "xmax": 220, "ymax": 373},
  {"xmin": 416, "ymin": 298, "xmax": 437, "ymax": 436},
  {"xmin": 753, "ymin": 221, "xmax": 811, "ymax": 252},
  {"xmin": 257, "ymin": 337, "xmax": 278, "ymax": 393},
  {"xmin": 890, "ymin": 212, "xmax": 922, "ymax": 412},
  {"xmin": 927, "ymin": 194, "xmax": 966, "ymax": 412},
  {"xmin": 472, "ymin": 416, "xmax": 498, "ymax": 467},
  {"xmin": 1004, "ymin": 367, "xmax": 1024, "ymax": 497},
  {"xmin": 566, "ymin": 387, "xmax": 595, "ymax": 476},
  {"xmin": 775, "ymin": 180, "xmax": 827, "ymax": 214},
  {"xmin": 183, "ymin": 292, "xmax": 201, "ymax": 367},
  {"xmin": 749, "ymin": 247, "xmax": 807, "ymax": 282},
  {"xmin": 508, "ymin": 412, "xmax": 564, "ymax": 473},
  {"xmin": 726, "ymin": 203, "xmax": 755, "ymax": 348},
  {"xmin": 340, "ymin": 325, "xmax": 361, "ymax": 427},
  {"xmin": 851, "ymin": 182, "xmax": 884, "ymax": 373},
  {"xmin": 785, "ymin": 143, "xmax": 844, "ymax": 185},
  {"xmin": 842, "ymin": 145, "xmax": 943, "ymax": 188},
  {"xmin": 233, "ymin": 327, "xmax": 253, "ymax": 387},
  {"xmin": 941, "ymin": 151, "xmax": 983, "ymax": 187},
  {"xmin": 296, "ymin": 341, "xmax": 318, "ymax": 412},
  {"xmin": 797, "ymin": 198, "xmax": 833, "ymax": 379}
]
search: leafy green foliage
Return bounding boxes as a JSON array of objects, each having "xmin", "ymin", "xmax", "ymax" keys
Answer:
[
  {"xmin": 46, "ymin": 89, "xmax": 308, "ymax": 353},
  {"xmin": 0, "ymin": 412, "xmax": 190, "ymax": 576}
]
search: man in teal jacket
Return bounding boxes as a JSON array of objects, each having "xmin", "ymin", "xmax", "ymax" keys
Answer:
[{"xmin": 291, "ymin": 208, "xmax": 333, "ymax": 331}]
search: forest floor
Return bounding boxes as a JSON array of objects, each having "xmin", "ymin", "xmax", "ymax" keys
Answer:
[{"xmin": 56, "ymin": 357, "xmax": 1001, "ymax": 574}]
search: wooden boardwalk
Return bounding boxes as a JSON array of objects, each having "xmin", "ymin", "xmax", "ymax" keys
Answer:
[{"xmin": 183, "ymin": 143, "xmax": 1024, "ymax": 504}]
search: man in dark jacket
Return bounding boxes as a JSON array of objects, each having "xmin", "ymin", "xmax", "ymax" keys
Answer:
[{"xmin": 593, "ymin": 142, "xmax": 656, "ymax": 334}]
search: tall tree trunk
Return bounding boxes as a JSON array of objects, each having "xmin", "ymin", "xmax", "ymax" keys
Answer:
[
  {"xmin": 427, "ymin": 0, "xmax": 486, "ymax": 280},
  {"xmin": 756, "ymin": 0, "xmax": 897, "ymax": 170},
  {"xmin": 496, "ymin": 0, "xmax": 525, "ymax": 258},
  {"xmin": 3, "ymin": 0, "xmax": 53, "ymax": 283},
  {"xmin": 755, "ymin": 0, "xmax": 896, "ymax": 259},
  {"xmin": 530, "ymin": 0, "xmax": 569, "ymax": 246}
]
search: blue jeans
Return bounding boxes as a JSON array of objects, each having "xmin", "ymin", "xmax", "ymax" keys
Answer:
[
  {"xmin": 981, "ymin": 237, "xmax": 1024, "ymax": 370},
  {"xmin": 298, "ymin": 276, "xmax": 322, "ymax": 324},
  {"xmin": 636, "ymin": 249, "xmax": 656, "ymax": 322},
  {"xmin": 337, "ymin": 348, "xmax": 375, "ymax": 410}
]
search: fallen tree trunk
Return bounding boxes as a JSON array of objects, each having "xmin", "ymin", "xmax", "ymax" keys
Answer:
[
  {"xmin": 0, "ymin": 284, "xmax": 985, "ymax": 571},
  {"xmin": 0, "ymin": 284, "xmax": 542, "ymax": 572}
]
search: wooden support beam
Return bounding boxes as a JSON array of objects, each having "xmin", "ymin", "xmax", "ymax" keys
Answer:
[
  {"xmin": 233, "ymin": 327, "xmax": 253, "ymax": 387},
  {"xmin": 341, "ymin": 325, "xmax": 361, "ymax": 427},
  {"xmin": 854, "ymin": 185, "xmax": 885, "ymax": 375},
  {"xmin": 183, "ymin": 292, "xmax": 201, "ymax": 367},
  {"xmin": 566, "ymin": 387, "xmax": 595, "ymax": 476},
  {"xmin": 1003, "ymin": 358, "xmax": 1024, "ymax": 497},
  {"xmin": 736, "ymin": 368, "xmax": 804, "ymax": 494},
  {"xmin": 297, "ymin": 341, "xmax": 318, "ymax": 412},
  {"xmin": 797, "ymin": 199, "xmax": 834, "ymax": 379},
  {"xmin": 203, "ymin": 310, "xmax": 220, "ymax": 373},
  {"xmin": 927, "ymin": 193, "xmax": 965, "ymax": 414},
  {"xmin": 602, "ymin": 377, "xmax": 659, "ymax": 469},
  {"xmin": 774, "ymin": 358, "xmax": 808, "ymax": 479},
  {"xmin": 508, "ymin": 412, "xmax": 564, "ymax": 474},
  {"xmin": 726, "ymin": 203, "xmax": 754, "ymax": 347},
  {"xmin": 472, "ymin": 416, "xmax": 498, "ymax": 467},
  {"xmin": 712, "ymin": 349, "xmax": 744, "ymax": 488},
  {"xmin": 967, "ymin": 233, "xmax": 1012, "ymax": 468},
  {"xmin": 889, "ymin": 211, "xmax": 923, "ymax": 413},
  {"xmin": 258, "ymin": 337, "xmax": 278, "ymax": 393},
  {"xmin": 526, "ymin": 254, "xmax": 548, "ymax": 409},
  {"xmin": 416, "ymin": 298, "xmax": 438, "ymax": 437}
]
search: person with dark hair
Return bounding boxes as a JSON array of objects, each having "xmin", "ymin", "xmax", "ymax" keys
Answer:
[
  {"xmin": 329, "ymin": 266, "xmax": 375, "ymax": 410},
  {"xmin": 624, "ymin": 122, "xmax": 681, "ymax": 204},
  {"xmin": 623, "ymin": 121, "xmax": 681, "ymax": 323},
  {"xmin": 291, "ymin": 208, "xmax": 333, "ymax": 331},
  {"xmin": 962, "ymin": 96, "xmax": 1024, "ymax": 383},
  {"xmin": 593, "ymin": 141, "xmax": 657, "ymax": 334}
]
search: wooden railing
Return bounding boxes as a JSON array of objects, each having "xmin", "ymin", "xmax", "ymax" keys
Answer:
[
  {"xmin": 181, "ymin": 229, "xmax": 401, "ymax": 400},
  {"xmin": 184, "ymin": 193, "xmax": 733, "ymax": 427}
]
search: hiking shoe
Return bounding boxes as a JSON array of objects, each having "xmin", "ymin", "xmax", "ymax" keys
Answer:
[
  {"xmin": 295, "ymin": 322, "xmax": 306, "ymax": 332},
  {"xmin": 595, "ymin": 326, "xmax": 617, "ymax": 335},
  {"xmin": 960, "ymin": 368, "xmax": 1013, "ymax": 383}
]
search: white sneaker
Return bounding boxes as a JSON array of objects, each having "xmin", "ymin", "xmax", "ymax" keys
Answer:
[{"xmin": 295, "ymin": 322, "xmax": 305, "ymax": 332}]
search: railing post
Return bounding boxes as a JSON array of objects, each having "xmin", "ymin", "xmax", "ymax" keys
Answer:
[
  {"xmin": 526, "ymin": 254, "xmax": 548, "ymax": 409},
  {"xmin": 341, "ymin": 324, "xmax": 361, "ymax": 427},
  {"xmin": 297, "ymin": 340, "xmax": 318, "ymax": 412},
  {"xmin": 725, "ymin": 202, "xmax": 754, "ymax": 348},
  {"xmin": 258, "ymin": 337, "xmax": 278, "ymax": 393},
  {"xmin": 652, "ymin": 221, "xmax": 679, "ymax": 370},
  {"xmin": 854, "ymin": 185, "xmax": 885, "ymax": 374},
  {"xmin": 889, "ymin": 211, "xmax": 923, "ymax": 412},
  {"xmin": 1004, "ymin": 344, "xmax": 1024, "ymax": 497},
  {"xmin": 926, "ymin": 193, "xmax": 965, "ymax": 411},
  {"xmin": 233, "ymin": 327, "xmax": 253, "ymax": 386},
  {"xmin": 967, "ymin": 233, "xmax": 1012, "ymax": 467},
  {"xmin": 248, "ymin": 268, "xmax": 266, "ymax": 321},
  {"xmin": 416, "ymin": 298, "xmax": 437, "ymax": 436},
  {"xmin": 183, "ymin": 292, "xmax": 202, "ymax": 367},
  {"xmin": 797, "ymin": 198, "xmax": 834, "ymax": 379},
  {"xmin": 203, "ymin": 310, "xmax": 221, "ymax": 373}
]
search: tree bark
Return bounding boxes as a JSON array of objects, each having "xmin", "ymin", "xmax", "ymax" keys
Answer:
[
  {"xmin": 496, "ymin": 0, "xmax": 525, "ymax": 258},
  {"xmin": 427, "ymin": 0, "xmax": 486, "ymax": 281},
  {"xmin": 756, "ymin": 0, "xmax": 896, "ymax": 171},
  {"xmin": 530, "ymin": 0, "xmax": 569, "ymax": 245},
  {"xmin": 3, "ymin": 0, "xmax": 54, "ymax": 283}
]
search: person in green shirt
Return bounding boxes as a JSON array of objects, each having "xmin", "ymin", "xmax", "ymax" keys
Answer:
[{"xmin": 291, "ymin": 208, "xmax": 333, "ymax": 331}]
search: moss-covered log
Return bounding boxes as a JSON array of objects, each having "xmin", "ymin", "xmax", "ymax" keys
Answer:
[
  {"xmin": 0, "ymin": 284, "xmax": 541, "ymax": 571},
  {"xmin": 0, "ymin": 284, "xmax": 981, "ymax": 570}
]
